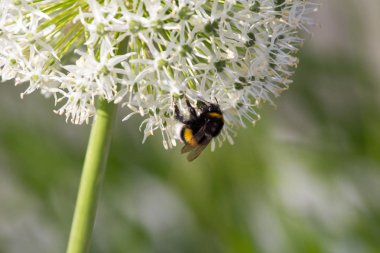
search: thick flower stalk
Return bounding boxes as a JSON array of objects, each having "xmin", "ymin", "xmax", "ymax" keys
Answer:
[{"xmin": 0, "ymin": 0, "xmax": 318, "ymax": 148}]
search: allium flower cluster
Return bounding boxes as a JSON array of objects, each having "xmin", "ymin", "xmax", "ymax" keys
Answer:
[{"xmin": 0, "ymin": 0, "xmax": 318, "ymax": 149}]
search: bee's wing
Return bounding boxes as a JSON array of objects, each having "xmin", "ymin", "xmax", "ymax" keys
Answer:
[
  {"xmin": 181, "ymin": 143, "xmax": 195, "ymax": 154},
  {"xmin": 186, "ymin": 136, "xmax": 212, "ymax": 161}
]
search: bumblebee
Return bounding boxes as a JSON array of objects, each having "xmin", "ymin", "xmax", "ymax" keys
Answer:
[{"xmin": 174, "ymin": 98, "xmax": 224, "ymax": 161}]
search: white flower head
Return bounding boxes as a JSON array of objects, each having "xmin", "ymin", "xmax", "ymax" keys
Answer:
[{"xmin": 0, "ymin": 0, "xmax": 319, "ymax": 149}]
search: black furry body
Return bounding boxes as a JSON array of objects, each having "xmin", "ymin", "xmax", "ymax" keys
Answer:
[{"xmin": 174, "ymin": 99, "xmax": 224, "ymax": 161}]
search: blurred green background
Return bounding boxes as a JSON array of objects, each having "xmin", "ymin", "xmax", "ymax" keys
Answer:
[{"xmin": 1, "ymin": 1, "xmax": 380, "ymax": 252}]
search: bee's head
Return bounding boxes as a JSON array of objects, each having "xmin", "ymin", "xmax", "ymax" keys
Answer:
[
  {"xmin": 197, "ymin": 100, "xmax": 221, "ymax": 113},
  {"xmin": 208, "ymin": 104, "xmax": 221, "ymax": 113}
]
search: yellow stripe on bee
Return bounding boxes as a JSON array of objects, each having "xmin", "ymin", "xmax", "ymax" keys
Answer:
[
  {"xmin": 183, "ymin": 128, "xmax": 198, "ymax": 146},
  {"xmin": 208, "ymin": 112, "xmax": 223, "ymax": 119}
]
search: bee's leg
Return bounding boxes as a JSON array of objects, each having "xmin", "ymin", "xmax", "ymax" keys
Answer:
[
  {"xmin": 185, "ymin": 98, "xmax": 198, "ymax": 120},
  {"xmin": 174, "ymin": 103, "xmax": 186, "ymax": 123}
]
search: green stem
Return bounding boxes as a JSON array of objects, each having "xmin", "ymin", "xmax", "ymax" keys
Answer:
[{"xmin": 66, "ymin": 98, "xmax": 117, "ymax": 253}]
